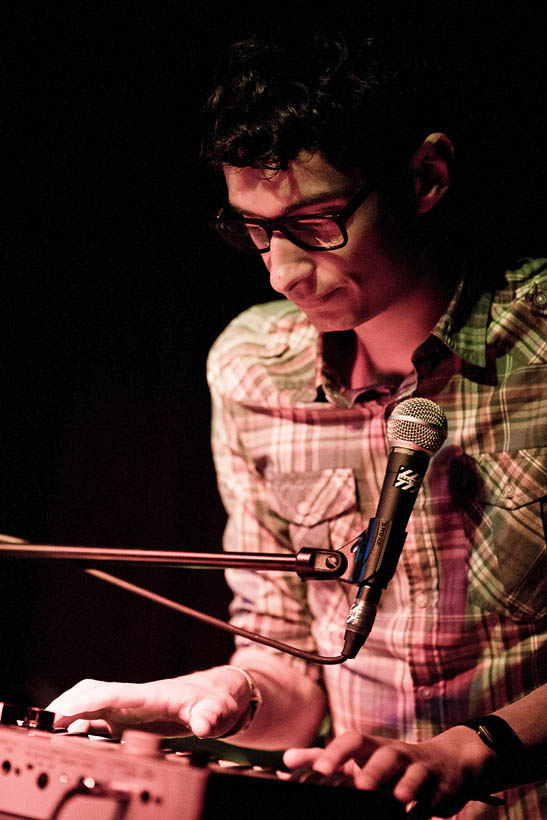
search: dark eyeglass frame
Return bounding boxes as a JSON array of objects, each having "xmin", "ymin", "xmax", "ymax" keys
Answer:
[{"xmin": 209, "ymin": 180, "xmax": 376, "ymax": 253}]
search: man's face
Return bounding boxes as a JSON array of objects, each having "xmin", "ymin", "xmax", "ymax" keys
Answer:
[{"xmin": 224, "ymin": 152, "xmax": 424, "ymax": 332}]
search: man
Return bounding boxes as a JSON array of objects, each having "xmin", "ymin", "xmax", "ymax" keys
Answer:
[{"xmin": 48, "ymin": 28, "xmax": 547, "ymax": 818}]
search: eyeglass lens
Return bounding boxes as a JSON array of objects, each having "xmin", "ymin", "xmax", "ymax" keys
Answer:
[{"xmin": 218, "ymin": 218, "xmax": 345, "ymax": 252}]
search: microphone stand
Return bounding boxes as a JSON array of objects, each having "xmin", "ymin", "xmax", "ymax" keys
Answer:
[
  {"xmin": 0, "ymin": 541, "xmax": 356, "ymax": 664},
  {"xmin": 0, "ymin": 542, "xmax": 349, "ymax": 580}
]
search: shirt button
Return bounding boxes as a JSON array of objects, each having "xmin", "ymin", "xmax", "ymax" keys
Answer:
[
  {"xmin": 421, "ymin": 687, "xmax": 434, "ymax": 701},
  {"xmin": 416, "ymin": 592, "xmax": 430, "ymax": 608},
  {"xmin": 533, "ymin": 289, "xmax": 547, "ymax": 308},
  {"xmin": 503, "ymin": 483, "xmax": 515, "ymax": 498},
  {"xmin": 296, "ymin": 501, "xmax": 309, "ymax": 516}
]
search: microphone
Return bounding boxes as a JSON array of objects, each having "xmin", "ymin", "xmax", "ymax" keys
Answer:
[{"xmin": 342, "ymin": 397, "xmax": 448, "ymax": 659}]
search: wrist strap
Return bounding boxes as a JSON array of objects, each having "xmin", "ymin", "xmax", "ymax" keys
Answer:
[
  {"xmin": 457, "ymin": 715, "xmax": 523, "ymax": 807},
  {"xmin": 221, "ymin": 666, "xmax": 262, "ymax": 737},
  {"xmin": 459, "ymin": 715, "xmax": 523, "ymax": 760}
]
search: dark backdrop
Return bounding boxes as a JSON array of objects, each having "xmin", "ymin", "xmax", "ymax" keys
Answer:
[{"xmin": 3, "ymin": 2, "xmax": 546, "ymax": 709}]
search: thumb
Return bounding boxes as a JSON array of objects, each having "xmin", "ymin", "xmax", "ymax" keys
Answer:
[{"xmin": 283, "ymin": 747, "xmax": 323, "ymax": 769}]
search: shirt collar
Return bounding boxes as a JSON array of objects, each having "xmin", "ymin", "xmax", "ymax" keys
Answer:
[{"xmin": 427, "ymin": 274, "xmax": 493, "ymax": 368}]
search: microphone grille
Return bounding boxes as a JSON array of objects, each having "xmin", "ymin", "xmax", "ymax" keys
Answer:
[{"xmin": 387, "ymin": 398, "xmax": 448, "ymax": 455}]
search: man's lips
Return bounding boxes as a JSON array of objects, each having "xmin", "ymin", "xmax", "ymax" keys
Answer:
[{"xmin": 292, "ymin": 288, "xmax": 340, "ymax": 308}]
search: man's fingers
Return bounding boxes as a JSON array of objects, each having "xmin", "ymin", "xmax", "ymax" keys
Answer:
[
  {"xmin": 49, "ymin": 680, "xmax": 127, "ymax": 721},
  {"xmin": 47, "ymin": 671, "xmax": 249, "ymax": 739},
  {"xmin": 65, "ymin": 718, "xmax": 92, "ymax": 734},
  {"xmin": 283, "ymin": 747, "xmax": 323, "ymax": 769},
  {"xmin": 48, "ymin": 678, "xmax": 104, "ymax": 717},
  {"xmin": 311, "ymin": 731, "xmax": 379, "ymax": 775},
  {"xmin": 354, "ymin": 746, "xmax": 412, "ymax": 791},
  {"xmin": 49, "ymin": 682, "xmax": 167, "ymax": 725},
  {"xmin": 392, "ymin": 761, "xmax": 435, "ymax": 804}
]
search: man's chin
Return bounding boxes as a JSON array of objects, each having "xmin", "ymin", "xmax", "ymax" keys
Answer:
[
  {"xmin": 300, "ymin": 308, "xmax": 365, "ymax": 333},
  {"xmin": 292, "ymin": 295, "xmax": 364, "ymax": 332}
]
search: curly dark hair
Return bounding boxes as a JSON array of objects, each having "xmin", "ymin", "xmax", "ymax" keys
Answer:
[
  {"xmin": 199, "ymin": 21, "xmax": 546, "ymax": 271},
  {"xmin": 201, "ymin": 29, "xmax": 453, "ymax": 179}
]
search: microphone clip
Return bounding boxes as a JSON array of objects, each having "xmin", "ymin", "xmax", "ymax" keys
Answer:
[{"xmin": 348, "ymin": 517, "xmax": 407, "ymax": 588}]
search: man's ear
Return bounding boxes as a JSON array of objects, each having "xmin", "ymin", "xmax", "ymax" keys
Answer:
[{"xmin": 409, "ymin": 133, "xmax": 454, "ymax": 214}]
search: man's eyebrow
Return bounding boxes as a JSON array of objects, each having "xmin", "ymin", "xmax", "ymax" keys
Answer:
[{"xmin": 227, "ymin": 189, "xmax": 352, "ymax": 218}]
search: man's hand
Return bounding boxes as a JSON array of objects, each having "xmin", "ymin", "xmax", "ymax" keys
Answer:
[
  {"xmin": 47, "ymin": 666, "xmax": 252, "ymax": 739},
  {"xmin": 284, "ymin": 726, "xmax": 499, "ymax": 818}
]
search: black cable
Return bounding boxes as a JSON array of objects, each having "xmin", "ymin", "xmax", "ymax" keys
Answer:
[
  {"xmin": 86, "ymin": 568, "xmax": 347, "ymax": 665},
  {"xmin": 49, "ymin": 776, "xmax": 130, "ymax": 820}
]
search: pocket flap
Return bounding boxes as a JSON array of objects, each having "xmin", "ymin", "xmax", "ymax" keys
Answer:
[
  {"xmin": 476, "ymin": 448, "xmax": 547, "ymax": 509},
  {"xmin": 264, "ymin": 468, "xmax": 357, "ymax": 526}
]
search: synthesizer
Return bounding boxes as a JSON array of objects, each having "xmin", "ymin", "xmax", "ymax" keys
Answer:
[{"xmin": 0, "ymin": 705, "xmax": 405, "ymax": 820}]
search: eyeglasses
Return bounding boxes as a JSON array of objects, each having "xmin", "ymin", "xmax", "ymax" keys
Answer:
[{"xmin": 208, "ymin": 181, "xmax": 376, "ymax": 253}]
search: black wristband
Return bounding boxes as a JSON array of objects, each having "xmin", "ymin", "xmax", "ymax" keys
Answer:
[{"xmin": 459, "ymin": 715, "xmax": 523, "ymax": 760}]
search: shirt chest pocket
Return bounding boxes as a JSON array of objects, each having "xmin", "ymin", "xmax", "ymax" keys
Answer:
[
  {"xmin": 465, "ymin": 448, "xmax": 547, "ymax": 620},
  {"xmin": 262, "ymin": 468, "xmax": 363, "ymax": 552}
]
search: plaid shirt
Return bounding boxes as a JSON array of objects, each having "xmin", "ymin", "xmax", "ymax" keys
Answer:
[{"xmin": 207, "ymin": 258, "xmax": 547, "ymax": 818}]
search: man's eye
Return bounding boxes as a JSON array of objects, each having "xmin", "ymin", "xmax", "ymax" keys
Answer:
[{"xmin": 288, "ymin": 219, "xmax": 338, "ymax": 236}]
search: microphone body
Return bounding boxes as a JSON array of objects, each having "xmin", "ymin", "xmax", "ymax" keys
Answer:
[{"xmin": 343, "ymin": 398, "xmax": 447, "ymax": 659}]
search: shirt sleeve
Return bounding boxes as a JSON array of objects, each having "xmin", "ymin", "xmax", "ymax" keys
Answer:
[{"xmin": 207, "ymin": 325, "xmax": 323, "ymax": 684}]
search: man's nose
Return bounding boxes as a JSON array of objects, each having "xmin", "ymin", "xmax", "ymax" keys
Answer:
[{"xmin": 266, "ymin": 234, "xmax": 315, "ymax": 295}]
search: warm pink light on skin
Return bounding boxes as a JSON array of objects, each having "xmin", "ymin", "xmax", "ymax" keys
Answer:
[{"xmin": 224, "ymin": 149, "xmax": 456, "ymax": 384}]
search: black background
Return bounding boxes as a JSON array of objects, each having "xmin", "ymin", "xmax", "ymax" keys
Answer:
[{"xmin": 2, "ymin": 1, "xmax": 546, "ymax": 709}]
